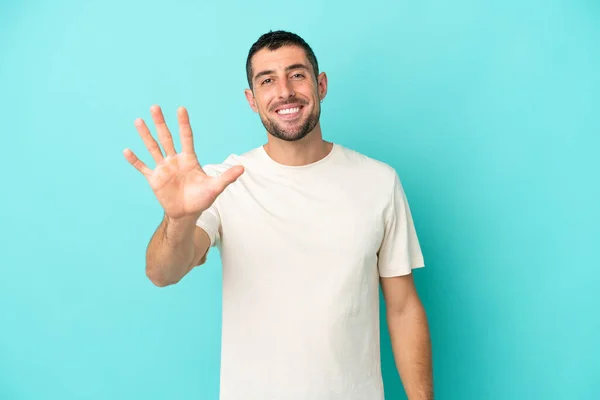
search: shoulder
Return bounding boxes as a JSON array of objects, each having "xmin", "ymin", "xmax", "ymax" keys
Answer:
[{"xmin": 335, "ymin": 143, "xmax": 398, "ymax": 186}]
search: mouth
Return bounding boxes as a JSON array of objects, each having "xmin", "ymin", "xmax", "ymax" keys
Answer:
[{"xmin": 273, "ymin": 104, "xmax": 305, "ymax": 120}]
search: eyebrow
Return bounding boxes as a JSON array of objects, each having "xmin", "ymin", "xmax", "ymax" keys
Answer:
[{"xmin": 253, "ymin": 63, "xmax": 311, "ymax": 83}]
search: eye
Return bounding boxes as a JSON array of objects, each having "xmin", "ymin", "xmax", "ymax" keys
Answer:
[
  {"xmin": 261, "ymin": 78, "xmax": 273, "ymax": 85},
  {"xmin": 291, "ymin": 73, "xmax": 305, "ymax": 79}
]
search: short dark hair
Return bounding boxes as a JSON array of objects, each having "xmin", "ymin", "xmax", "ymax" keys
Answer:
[{"xmin": 246, "ymin": 30, "xmax": 319, "ymax": 90}]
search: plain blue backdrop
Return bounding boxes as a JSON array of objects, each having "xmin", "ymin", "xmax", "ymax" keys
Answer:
[{"xmin": 1, "ymin": 0, "xmax": 598, "ymax": 399}]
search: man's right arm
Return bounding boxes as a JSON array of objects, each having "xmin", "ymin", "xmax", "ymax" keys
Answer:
[
  {"xmin": 145, "ymin": 213, "xmax": 211, "ymax": 287},
  {"xmin": 124, "ymin": 105, "xmax": 242, "ymax": 287}
]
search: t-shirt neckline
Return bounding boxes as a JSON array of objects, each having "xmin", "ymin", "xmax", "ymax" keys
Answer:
[{"xmin": 258, "ymin": 142, "xmax": 338, "ymax": 170}]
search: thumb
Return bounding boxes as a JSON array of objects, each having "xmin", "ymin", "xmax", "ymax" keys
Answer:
[{"xmin": 213, "ymin": 165, "xmax": 245, "ymax": 193}]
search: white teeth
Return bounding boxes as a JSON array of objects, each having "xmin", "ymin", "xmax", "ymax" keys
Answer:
[{"xmin": 277, "ymin": 107, "xmax": 300, "ymax": 115}]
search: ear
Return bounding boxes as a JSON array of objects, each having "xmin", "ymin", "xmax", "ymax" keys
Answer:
[
  {"xmin": 317, "ymin": 72, "xmax": 328, "ymax": 102},
  {"xmin": 244, "ymin": 89, "xmax": 258, "ymax": 113}
]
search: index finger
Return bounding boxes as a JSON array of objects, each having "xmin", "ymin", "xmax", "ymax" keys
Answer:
[{"xmin": 177, "ymin": 106, "xmax": 196, "ymax": 155}]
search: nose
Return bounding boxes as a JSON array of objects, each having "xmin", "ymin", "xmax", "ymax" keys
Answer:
[{"xmin": 277, "ymin": 78, "xmax": 295, "ymax": 99}]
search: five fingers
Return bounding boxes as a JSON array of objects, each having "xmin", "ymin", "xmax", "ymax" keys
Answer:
[{"xmin": 124, "ymin": 107, "xmax": 245, "ymax": 195}]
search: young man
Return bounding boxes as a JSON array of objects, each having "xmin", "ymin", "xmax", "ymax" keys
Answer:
[{"xmin": 124, "ymin": 30, "xmax": 433, "ymax": 400}]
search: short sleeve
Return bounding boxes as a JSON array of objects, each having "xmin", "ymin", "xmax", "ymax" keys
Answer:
[
  {"xmin": 377, "ymin": 171, "xmax": 425, "ymax": 277},
  {"xmin": 196, "ymin": 204, "xmax": 221, "ymax": 248},
  {"xmin": 195, "ymin": 163, "xmax": 225, "ymax": 249}
]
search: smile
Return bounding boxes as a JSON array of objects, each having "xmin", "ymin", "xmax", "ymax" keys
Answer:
[
  {"xmin": 277, "ymin": 107, "xmax": 301, "ymax": 115},
  {"xmin": 274, "ymin": 104, "xmax": 304, "ymax": 120}
]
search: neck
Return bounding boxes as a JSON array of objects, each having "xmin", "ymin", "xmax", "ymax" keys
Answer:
[{"xmin": 263, "ymin": 125, "xmax": 333, "ymax": 166}]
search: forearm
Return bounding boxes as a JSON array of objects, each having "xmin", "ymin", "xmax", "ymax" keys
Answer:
[
  {"xmin": 387, "ymin": 300, "xmax": 433, "ymax": 399},
  {"xmin": 145, "ymin": 213, "xmax": 199, "ymax": 287}
]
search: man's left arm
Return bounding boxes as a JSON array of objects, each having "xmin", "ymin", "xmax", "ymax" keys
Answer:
[{"xmin": 380, "ymin": 273, "xmax": 433, "ymax": 399}]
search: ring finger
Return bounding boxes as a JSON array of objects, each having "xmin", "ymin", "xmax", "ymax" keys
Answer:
[{"xmin": 150, "ymin": 105, "xmax": 177, "ymax": 157}]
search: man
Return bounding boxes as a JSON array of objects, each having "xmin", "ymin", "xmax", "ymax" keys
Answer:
[{"xmin": 123, "ymin": 30, "xmax": 433, "ymax": 400}]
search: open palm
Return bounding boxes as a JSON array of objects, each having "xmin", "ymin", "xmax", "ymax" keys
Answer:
[{"xmin": 123, "ymin": 105, "xmax": 244, "ymax": 220}]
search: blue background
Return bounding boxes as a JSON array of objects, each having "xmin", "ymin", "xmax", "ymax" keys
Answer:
[{"xmin": 1, "ymin": 0, "xmax": 598, "ymax": 399}]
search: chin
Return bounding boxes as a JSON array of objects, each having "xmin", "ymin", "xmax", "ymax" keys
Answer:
[
  {"xmin": 274, "ymin": 131, "xmax": 310, "ymax": 142},
  {"xmin": 266, "ymin": 125, "xmax": 310, "ymax": 142}
]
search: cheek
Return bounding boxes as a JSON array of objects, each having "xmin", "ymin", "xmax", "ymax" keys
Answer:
[
  {"xmin": 296, "ymin": 84, "xmax": 318, "ymax": 101},
  {"xmin": 298, "ymin": 78, "xmax": 317, "ymax": 91},
  {"xmin": 255, "ymin": 93, "xmax": 275, "ymax": 112},
  {"xmin": 253, "ymin": 97, "xmax": 266, "ymax": 112}
]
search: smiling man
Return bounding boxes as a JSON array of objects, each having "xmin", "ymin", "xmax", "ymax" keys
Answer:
[
  {"xmin": 124, "ymin": 30, "xmax": 433, "ymax": 400},
  {"xmin": 246, "ymin": 53, "xmax": 320, "ymax": 143}
]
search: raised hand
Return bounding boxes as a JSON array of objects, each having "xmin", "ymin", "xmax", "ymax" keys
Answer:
[{"xmin": 123, "ymin": 105, "xmax": 244, "ymax": 220}]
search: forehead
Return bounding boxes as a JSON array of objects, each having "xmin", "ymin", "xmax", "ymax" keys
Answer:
[{"xmin": 251, "ymin": 45, "xmax": 312, "ymax": 73}]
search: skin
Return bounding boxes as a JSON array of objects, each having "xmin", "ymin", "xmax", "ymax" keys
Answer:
[
  {"xmin": 381, "ymin": 274, "xmax": 434, "ymax": 399},
  {"xmin": 124, "ymin": 44, "xmax": 433, "ymax": 399}
]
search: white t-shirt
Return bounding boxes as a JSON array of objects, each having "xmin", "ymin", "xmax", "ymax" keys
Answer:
[{"xmin": 196, "ymin": 142, "xmax": 425, "ymax": 400}]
